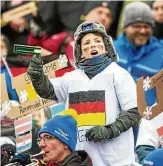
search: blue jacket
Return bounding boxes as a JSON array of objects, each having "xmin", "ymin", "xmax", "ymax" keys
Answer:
[
  {"xmin": 1, "ymin": 66, "xmax": 19, "ymax": 101},
  {"xmin": 114, "ymin": 34, "xmax": 163, "ymax": 106}
]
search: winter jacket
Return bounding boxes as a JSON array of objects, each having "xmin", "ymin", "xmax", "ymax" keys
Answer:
[
  {"xmin": 38, "ymin": 151, "xmax": 92, "ymax": 166},
  {"xmin": 114, "ymin": 34, "xmax": 163, "ymax": 106},
  {"xmin": 114, "ymin": 34, "xmax": 163, "ymax": 81}
]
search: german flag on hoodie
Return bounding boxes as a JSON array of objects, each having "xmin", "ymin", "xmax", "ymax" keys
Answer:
[{"xmin": 69, "ymin": 90, "xmax": 106, "ymax": 127}]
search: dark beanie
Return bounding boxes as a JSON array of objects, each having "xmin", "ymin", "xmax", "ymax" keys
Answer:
[
  {"xmin": 123, "ymin": 2, "xmax": 154, "ymax": 28},
  {"xmin": 38, "ymin": 115, "xmax": 77, "ymax": 152},
  {"xmin": 83, "ymin": 1, "xmax": 111, "ymax": 16}
]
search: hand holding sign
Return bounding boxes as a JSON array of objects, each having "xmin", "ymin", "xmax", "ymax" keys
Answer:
[
  {"xmin": 27, "ymin": 55, "xmax": 44, "ymax": 79},
  {"xmin": 13, "ymin": 44, "xmax": 44, "ymax": 80},
  {"xmin": 1, "ymin": 44, "xmax": 69, "ymax": 119}
]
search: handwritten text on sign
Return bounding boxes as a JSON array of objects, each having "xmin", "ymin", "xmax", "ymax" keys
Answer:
[{"xmin": 1, "ymin": 54, "xmax": 68, "ymax": 119}]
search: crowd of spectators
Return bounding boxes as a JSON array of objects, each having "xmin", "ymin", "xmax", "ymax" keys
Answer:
[{"xmin": 1, "ymin": 1, "xmax": 163, "ymax": 166}]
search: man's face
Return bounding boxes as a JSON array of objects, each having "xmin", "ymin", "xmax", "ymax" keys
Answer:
[
  {"xmin": 85, "ymin": 6, "xmax": 112, "ymax": 31},
  {"xmin": 124, "ymin": 23, "xmax": 152, "ymax": 47},
  {"xmin": 152, "ymin": 1, "xmax": 163, "ymax": 23},
  {"xmin": 81, "ymin": 33, "xmax": 106, "ymax": 59},
  {"xmin": 39, "ymin": 133, "xmax": 69, "ymax": 163}
]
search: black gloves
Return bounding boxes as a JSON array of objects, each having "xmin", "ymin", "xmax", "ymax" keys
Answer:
[
  {"xmin": 10, "ymin": 153, "xmax": 31, "ymax": 166},
  {"xmin": 85, "ymin": 108, "xmax": 141, "ymax": 142},
  {"xmin": 27, "ymin": 55, "xmax": 57, "ymax": 100},
  {"xmin": 1, "ymin": 143, "xmax": 16, "ymax": 166},
  {"xmin": 27, "ymin": 55, "xmax": 44, "ymax": 79}
]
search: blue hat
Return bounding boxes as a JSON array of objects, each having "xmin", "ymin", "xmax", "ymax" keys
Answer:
[
  {"xmin": 142, "ymin": 148, "xmax": 163, "ymax": 166},
  {"xmin": 38, "ymin": 115, "xmax": 77, "ymax": 152}
]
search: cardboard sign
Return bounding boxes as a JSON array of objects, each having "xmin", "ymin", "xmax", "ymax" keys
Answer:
[
  {"xmin": 0, "ymin": 73, "xmax": 11, "ymax": 116},
  {"xmin": 14, "ymin": 114, "xmax": 32, "ymax": 136},
  {"xmin": 157, "ymin": 126, "xmax": 163, "ymax": 147},
  {"xmin": 5, "ymin": 97, "xmax": 55, "ymax": 119},
  {"xmin": 1, "ymin": 53, "xmax": 68, "ymax": 119},
  {"xmin": 137, "ymin": 70, "xmax": 163, "ymax": 120},
  {"xmin": 0, "ymin": 73, "xmax": 9, "ymax": 101},
  {"xmin": 151, "ymin": 112, "xmax": 163, "ymax": 147},
  {"xmin": 16, "ymin": 132, "xmax": 32, "ymax": 153}
]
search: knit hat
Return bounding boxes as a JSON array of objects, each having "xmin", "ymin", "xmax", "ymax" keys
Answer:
[
  {"xmin": 83, "ymin": 1, "xmax": 112, "ymax": 16},
  {"xmin": 142, "ymin": 148, "xmax": 163, "ymax": 166},
  {"xmin": 122, "ymin": 2, "xmax": 154, "ymax": 28},
  {"xmin": 38, "ymin": 115, "xmax": 77, "ymax": 152},
  {"xmin": 74, "ymin": 21, "xmax": 117, "ymax": 64}
]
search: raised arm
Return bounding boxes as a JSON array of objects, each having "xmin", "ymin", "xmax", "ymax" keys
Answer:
[{"xmin": 27, "ymin": 55, "xmax": 57, "ymax": 100}]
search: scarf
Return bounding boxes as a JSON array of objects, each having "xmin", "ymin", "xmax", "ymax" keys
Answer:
[{"xmin": 77, "ymin": 54, "xmax": 113, "ymax": 79}]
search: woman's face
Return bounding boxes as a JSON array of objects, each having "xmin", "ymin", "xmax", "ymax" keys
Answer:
[{"xmin": 81, "ymin": 33, "xmax": 106, "ymax": 59}]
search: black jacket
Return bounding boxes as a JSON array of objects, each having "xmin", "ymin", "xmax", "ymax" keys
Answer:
[{"xmin": 43, "ymin": 150, "xmax": 93, "ymax": 166}]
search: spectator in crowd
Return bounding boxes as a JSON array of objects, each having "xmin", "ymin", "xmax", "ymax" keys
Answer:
[
  {"xmin": 81, "ymin": 2, "xmax": 112, "ymax": 31},
  {"xmin": 142, "ymin": 148, "xmax": 163, "ymax": 166},
  {"xmin": 27, "ymin": 21, "xmax": 141, "ymax": 166},
  {"xmin": 1, "ymin": 1, "xmax": 32, "ymax": 46},
  {"xmin": 0, "ymin": 116, "xmax": 16, "ymax": 166},
  {"xmin": 1, "ymin": 143, "xmax": 16, "ymax": 166},
  {"xmin": 0, "ymin": 34, "xmax": 19, "ymax": 101},
  {"xmin": 150, "ymin": 0, "xmax": 163, "ymax": 40},
  {"xmin": 10, "ymin": 115, "xmax": 93, "ymax": 166},
  {"xmin": 1, "ymin": 1, "xmax": 49, "ymax": 76},
  {"xmin": 81, "ymin": 1, "xmax": 123, "ymax": 39},
  {"xmin": 28, "ymin": 1, "xmax": 119, "ymax": 71},
  {"xmin": 0, "ymin": 34, "xmax": 31, "ymax": 69},
  {"xmin": 28, "ymin": 107, "xmax": 52, "ymax": 155},
  {"xmin": 34, "ymin": 1, "xmax": 122, "ymax": 38},
  {"xmin": 0, "ymin": 116, "xmax": 16, "ymax": 147},
  {"xmin": 114, "ymin": 1, "xmax": 163, "ymax": 106},
  {"xmin": 136, "ymin": 114, "xmax": 163, "ymax": 163}
]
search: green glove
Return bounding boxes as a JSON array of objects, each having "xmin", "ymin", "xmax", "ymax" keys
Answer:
[
  {"xmin": 27, "ymin": 55, "xmax": 57, "ymax": 100},
  {"xmin": 85, "ymin": 126, "xmax": 113, "ymax": 142}
]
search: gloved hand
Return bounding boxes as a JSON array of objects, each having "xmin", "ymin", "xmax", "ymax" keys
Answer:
[
  {"xmin": 27, "ymin": 55, "xmax": 57, "ymax": 100},
  {"xmin": 27, "ymin": 55, "xmax": 44, "ymax": 80},
  {"xmin": 86, "ymin": 108, "xmax": 141, "ymax": 142},
  {"xmin": 1, "ymin": 143, "xmax": 16, "ymax": 166},
  {"xmin": 85, "ymin": 126, "xmax": 113, "ymax": 142},
  {"xmin": 10, "ymin": 153, "xmax": 31, "ymax": 166}
]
